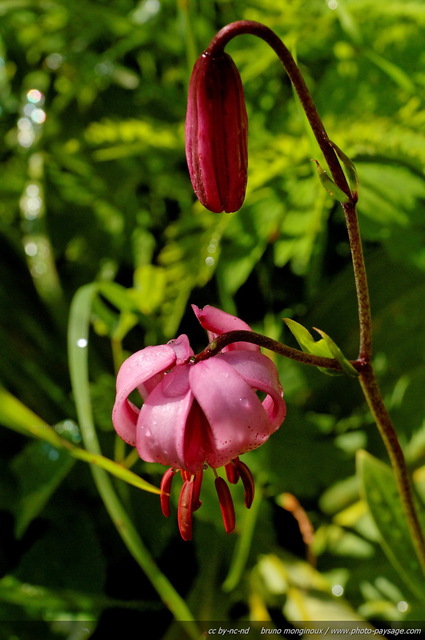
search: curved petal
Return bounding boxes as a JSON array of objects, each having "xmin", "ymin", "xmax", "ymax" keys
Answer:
[
  {"xmin": 189, "ymin": 357, "xmax": 274, "ymax": 468},
  {"xmin": 219, "ymin": 351, "xmax": 286, "ymax": 430},
  {"xmin": 167, "ymin": 334, "xmax": 194, "ymax": 365},
  {"xmin": 136, "ymin": 364, "xmax": 207, "ymax": 474},
  {"xmin": 192, "ymin": 304, "xmax": 258, "ymax": 352},
  {"xmin": 112, "ymin": 344, "xmax": 176, "ymax": 446}
]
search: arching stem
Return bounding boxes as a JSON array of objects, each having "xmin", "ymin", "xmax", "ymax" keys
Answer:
[{"xmin": 202, "ymin": 20, "xmax": 425, "ymax": 572}]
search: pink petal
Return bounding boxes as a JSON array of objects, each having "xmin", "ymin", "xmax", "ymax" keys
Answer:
[
  {"xmin": 167, "ymin": 334, "xmax": 194, "ymax": 365},
  {"xmin": 219, "ymin": 351, "xmax": 286, "ymax": 430},
  {"xmin": 189, "ymin": 357, "xmax": 273, "ymax": 468},
  {"xmin": 192, "ymin": 304, "xmax": 258, "ymax": 352},
  {"xmin": 136, "ymin": 364, "xmax": 207, "ymax": 474},
  {"xmin": 112, "ymin": 344, "xmax": 177, "ymax": 446}
]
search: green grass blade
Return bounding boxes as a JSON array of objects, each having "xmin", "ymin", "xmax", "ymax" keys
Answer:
[{"xmin": 0, "ymin": 387, "xmax": 160, "ymax": 495}]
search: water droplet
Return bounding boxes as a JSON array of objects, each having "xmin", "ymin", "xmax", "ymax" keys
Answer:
[
  {"xmin": 76, "ymin": 338, "xmax": 88, "ymax": 348},
  {"xmin": 332, "ymin": 584, "xmax": 344, "ymax": 597},
  {"xmin": 31, "ymin": 108, "xmax": 46, "ymax": 124},
  {"xmin": 27, "ymin": 89, "xmax": 43, "ymax": 104},
  {"xmin": 48, "ymin": 448, "xmax": 60, "ymax": 461},
  {"xmin": 45, "ymin": 53, "xmax": 63, "ymax": 70},
  {"xmin": 24, "ymin": 242, "xmax": 38, "ymax": 257}
]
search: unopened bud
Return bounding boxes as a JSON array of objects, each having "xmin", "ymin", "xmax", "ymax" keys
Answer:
[{"xmin": 185, "ymin": 52, "xmax": 248, "ymax": 213}]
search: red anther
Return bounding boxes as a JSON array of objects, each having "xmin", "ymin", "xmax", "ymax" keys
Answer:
[
  {"xmin": 192, "ymin": 469, "xmax": 203, "ymax": 512},
  {"xmin": 214, "ymin": 476, "xmax": 236, "ymax": 534},
  {"xmin": 160, "ymin": 468, "xmax": 175, "ymax": 518},
  {"xmin": 234, "ymin": 459, "xmax": 255, "ymax": 508},
  {"xmin": 178, "ymin": 479, "xmax": 195, "ymax": 541},
  {"xmin": 225, "ymin": 460, "xmax": 240, "ymax": 484}
]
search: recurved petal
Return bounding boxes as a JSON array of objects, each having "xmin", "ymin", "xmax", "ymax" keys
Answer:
[
  {"xmin": 136, "ymin": 364, "xmax": 207, "ymax": 474},
  {"xmin": 116, "ymin": 344, "xmax": 177, "ymax": 400},
  {"xmin": 112, "ymin": 344, "xmax": 177, "ymax": 446},
  {"xmin": 219, "ymin": 350, "xmax": 286, "ymax": 429},
  {"xmin": 167, "ymin": 334, "xmax": 194, "ymax": 365},
  {"xmin": 192, "ymin": 304, "xmax": 258, "ymax": 351},
  {"xmin": 189, "ymin": 357, "xmax": 273, "ymax": 468}
]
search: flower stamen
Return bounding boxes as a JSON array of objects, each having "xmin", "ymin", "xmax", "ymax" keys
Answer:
[
  {"xmin": 214, "ymin": 475, "xmax": 236, "ymax": 534},
  {"xmin": 178, "ymin": 478, "xmax": 195, "ymax": 541},
  {"xmin": 160, "ymin": 467, "xmax": 176, "ymax": 518}
]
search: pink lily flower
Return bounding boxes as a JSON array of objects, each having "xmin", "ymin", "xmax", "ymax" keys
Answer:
[{"xmin": 112, "ymin": 305, "xmax": 286, "ymax": 540}]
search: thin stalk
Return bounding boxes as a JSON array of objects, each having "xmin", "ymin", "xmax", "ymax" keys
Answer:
[
  {"xmin": 195, "ymin": 328, "xmax": 362, "ymax": 373},
  {"xmin": 207, "ymin": 20, "xmax": 372, "ymax": 362},
  {"xmin": 204, "ymin": 20, "xmax": 425, "ymax": 570},
  {"xmin": 206, "ymin": 21, "xmax": 351, "ymax": 199},
  {"xmin": 342, "ymin": 201, "xmax": 373, "ymax": 361}
]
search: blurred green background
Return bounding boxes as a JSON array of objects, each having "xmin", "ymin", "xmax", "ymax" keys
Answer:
[{"xmin": 1, "ymin": 0, "xmax": 425, "ymax": 638}]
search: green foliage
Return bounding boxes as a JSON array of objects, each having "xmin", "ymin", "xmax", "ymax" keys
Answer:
[
  {"xmin": 0, "ymin": 0, "xmax": 424, "ymax": 636},
  {"xmin": 357, "ymin": 451, "xmax": 425, "ymax": 601}
]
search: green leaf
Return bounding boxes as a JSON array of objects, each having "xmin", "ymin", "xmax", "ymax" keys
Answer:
[
  {"xmin": 313, "ymin": 327, "xmax": 358, "ymax": 377},
  {"xmin": 329, "ymin": 140, "xmax": 360, "ymax": 200},
  {"xmin": 311, "ymin": 159, "xmax": 350, "ymax": 203},
  {"xmin": 357, "ymin": 450, "xmax": 425, "ymax": 601},
  {"xmin": 284, "ymin": 318, "xmax": 342, "ymax": 376},
  {"xmin": 11, "ymin": 441, "xmax": 74, "ymax": 538},
  {"xmin": 0, "ymin": 575, "xmax": 145, "ymax": 614},
  {"xmin": 284, "ymin": 318, "xmax": 331, "ymax": 356},
  {"xmin": 0, "ymin": 387, "xmax": 160, "ymax": 495},
  {"xmin": 130, "ymin": 264, "xmax": 167, "ymax": 314}
]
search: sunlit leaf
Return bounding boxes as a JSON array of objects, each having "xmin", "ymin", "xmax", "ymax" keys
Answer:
[{"xmin": 357, "ymin": 450, "xmax": 425, "ymax": 601}]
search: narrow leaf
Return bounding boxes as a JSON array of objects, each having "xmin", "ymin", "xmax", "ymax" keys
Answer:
[
  {"xmin": 329, "ymin": 140, "xmax": 360, "ymax": 200},
  {"xmin": 312, "ymin": 159, "xmax": 350, "ymax": 203},
  {"xmin": 313, "ymin": 328, "xmax": 358, "ymax": 377},
  {"xmin": 284, "ymin": 318, "xmax": 340, "ymax": 375},
  {"xmin": 0, "ymin": 388, "xmax": 160, "ymax": 495},
  {"xmin": 12, "ymin": 441, "xmax": 74, "ymax": 537},
  {"xmin": 357, "ymin": 450, "xmax": 425, "ymax": 600}
]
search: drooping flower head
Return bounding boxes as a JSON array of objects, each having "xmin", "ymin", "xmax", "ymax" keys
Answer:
[
  {"xmin": 185, "ymin": 52, "xmax": 248, "ymax": 213},
  {"xmin": 112, "ymin": 305, "xmax": 286, "ymax": 540}
]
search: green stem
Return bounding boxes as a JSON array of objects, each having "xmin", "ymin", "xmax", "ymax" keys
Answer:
[{"xmin": 68, "ymin": 284, "xmax": 200, "ymax": 640}]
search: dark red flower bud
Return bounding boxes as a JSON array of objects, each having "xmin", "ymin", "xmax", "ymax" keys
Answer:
[{"xmin": 185, "ymin": 51, "xmax": 248, "ymax": 213}]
